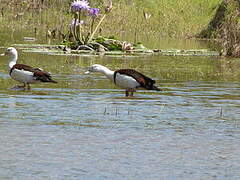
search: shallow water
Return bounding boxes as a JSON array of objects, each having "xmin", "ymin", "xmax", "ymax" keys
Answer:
[{"xmin": 0, "ymin": 38, "xmax": 240, "ymax": 179}]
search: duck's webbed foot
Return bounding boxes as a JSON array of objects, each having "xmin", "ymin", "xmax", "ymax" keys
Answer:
[
  {"xmin": 11, "ymin": 83, "xmax": 27, "ymax": 90},
  {"xmin": 26, "ymin": 83, "xmax": 31, "ymax": 90},
  {"xmin": 125, "ymin": 90, "xmax": 129, "ymax": 97},
  {"xmin": 125, "ymin": 89, "xmax": 136, "ymax": 97}
]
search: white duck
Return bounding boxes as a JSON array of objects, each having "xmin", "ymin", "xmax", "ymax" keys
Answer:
[
  {"xmin": 0, "ymin": 47, "xmax": 57, "ymax": 89},
  {"xmin": 85, "ymin": 64, "xmax": 161, "ymax": 96}
]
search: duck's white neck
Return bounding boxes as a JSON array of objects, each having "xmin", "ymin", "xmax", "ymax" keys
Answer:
[
  {"xmin": 8, "ymin": 53, "xmax": 18, "ymax": 70},
  {"xmin": 98, "ymin": 66, "xmax": 114, "ymax": 81}
]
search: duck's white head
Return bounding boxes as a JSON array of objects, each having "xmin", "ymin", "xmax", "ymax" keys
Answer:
[
  {"xmin": 1, "ymin": 47, "xmax": 18, "ymax": 69},
  {"xmin": 85, "ymin": 64, "xmax": 110, "ymax": 74},
  {"xmin": 1, "ymin": 47, "xmax": 18, "ymax": 57},
  {"xmin": 85, "ymin": 64, "xmax": 114, "ymax": 80}
]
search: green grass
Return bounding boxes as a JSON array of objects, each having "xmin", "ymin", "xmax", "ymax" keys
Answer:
[{"xmin": 0, "ymin": 0, "xmax": 222, "ymax": 41}]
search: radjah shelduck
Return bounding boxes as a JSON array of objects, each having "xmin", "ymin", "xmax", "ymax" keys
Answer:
[
  {"xmin": 0, "ymin": 47, "xmax": 57, "ymax": 90},
  {"xmin": 85, "ymin": 64, "xmax": 161, "ymax": 97}
]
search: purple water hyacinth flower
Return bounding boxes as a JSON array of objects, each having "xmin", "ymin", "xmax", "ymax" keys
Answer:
[
  {"xmin": 88, "ymin": 8, "xmax": 100, "ymax": 17},
  {"xmin": 71, "ymin": 0, "xmax": 90, "ymax": 12}
]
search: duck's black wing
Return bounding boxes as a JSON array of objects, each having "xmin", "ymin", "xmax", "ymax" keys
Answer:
[
  {"xmin": 114, "ymin": 69, "xmax": 160, "ymax": 90},
  {"xmin": 10, "ymin": 64, "xmax": 57, "ymax": 83}
]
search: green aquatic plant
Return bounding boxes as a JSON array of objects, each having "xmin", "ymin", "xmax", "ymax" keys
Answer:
[
  {"xmin": 69, "ymin": 0, "xmax": 112, "ymax": 47},
  {"xmin": 65, "ymin": 0, "xmax": 151, "ymax": 52}
]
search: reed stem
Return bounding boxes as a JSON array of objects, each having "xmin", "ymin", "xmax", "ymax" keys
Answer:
[{"xmin": 87, "ymin": 14, "xmax": 106, "ymax": 44}]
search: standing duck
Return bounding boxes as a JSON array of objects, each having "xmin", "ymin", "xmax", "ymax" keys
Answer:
[
  {"xmin": 0, "ymin": 47, "xmax": 57, "ymax": 89},
  {"xmin": 85, "ymin": 64, "xmax": 161, "ymax": 96}
]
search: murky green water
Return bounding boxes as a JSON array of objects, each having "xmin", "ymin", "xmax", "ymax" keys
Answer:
[{"xmin": 1, "ymin": 35, "xmax": 240, "ymax": 179}]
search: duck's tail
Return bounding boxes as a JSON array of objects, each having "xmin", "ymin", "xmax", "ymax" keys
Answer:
[
  {"xmin": 148, "ymin": 85, "xmax": 162, "ymax": 91},
  {"xmin": 49, "ymin": 79, "xmax": 58, "ymax": 83}
]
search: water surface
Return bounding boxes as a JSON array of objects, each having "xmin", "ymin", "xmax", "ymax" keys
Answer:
[{"xmin": 0, "ymin": 37, "xmax": 240, "ymax": 179}]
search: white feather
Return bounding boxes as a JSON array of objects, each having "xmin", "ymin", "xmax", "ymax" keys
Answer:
[
  {"xmin": 115, "ymin": 73, "xmax": 140, "ymax": 89},
  {"xmin": 86, "ymin": 64, "xmax": 141, "ymax": 90},
  {"xmin": 11, "ymin": 69, "xmax": 38, "ymax": 84}
]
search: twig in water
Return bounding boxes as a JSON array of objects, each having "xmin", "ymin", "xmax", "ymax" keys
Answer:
[
  {"xmin": 220, "ymin": 107, "xmax": 223, "ymax": 117},
  {"xmin": 159, "ymin": 103, "xmax": 166, "ymax": 113},
  {"xmin": 76, "ymin": 45, "xmax": 94, "ymax": 51}
]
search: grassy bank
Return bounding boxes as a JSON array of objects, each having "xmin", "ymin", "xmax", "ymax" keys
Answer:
[{"xmin": 0, "ymin": 0, "xmax": 221, "ymax": 42}]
